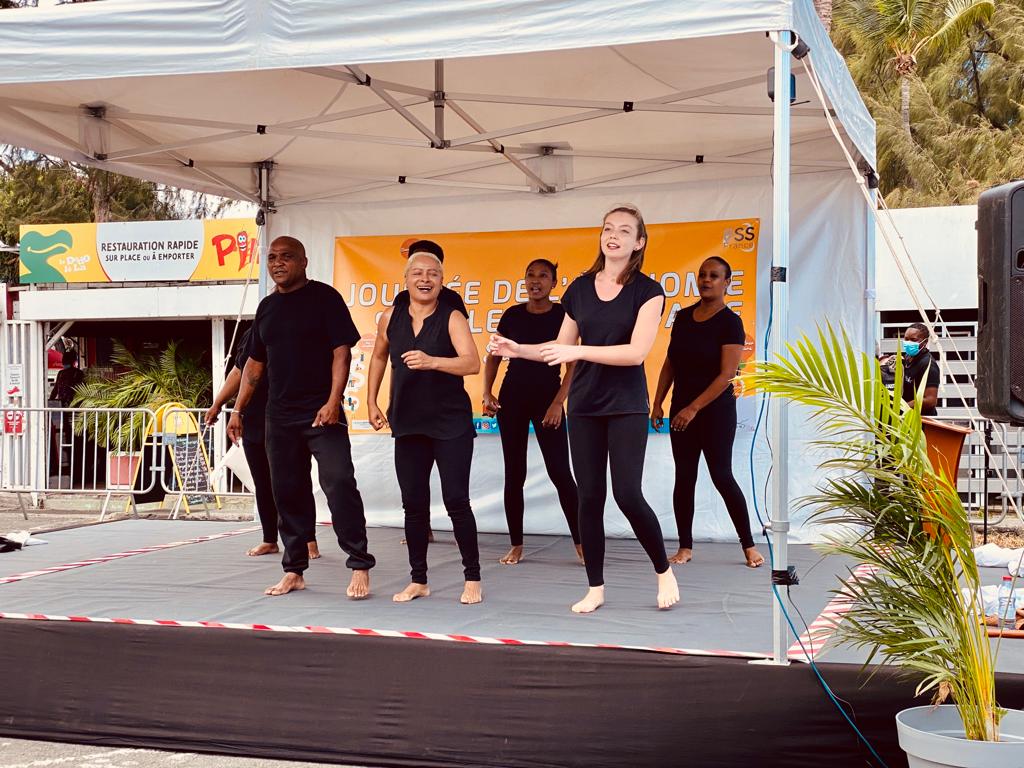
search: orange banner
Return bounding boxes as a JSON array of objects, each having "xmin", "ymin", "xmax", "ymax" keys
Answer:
[{"xmin": 335, "ymin": 219, "xmax": 759, "ymax": 434}]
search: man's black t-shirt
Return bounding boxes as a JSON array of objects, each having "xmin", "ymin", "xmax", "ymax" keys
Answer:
[
  {"xmin": 667, "ymin": 303, "xmax": 746, "ymax": 414},
  {"xmin": 233, "ymin": 328, "xmax": 268, "ymax": 430},
  {"xmin": 249, "ymin": 280, "xmax": 361, "ymax": 426},
  {"xmin": 561, "ymin": 272, "xmax": 665, "ymax": 417},
  {"xmin": 903, "ymin": 350, "xmax": 941, "ymax": 416},
  {"xmin": 393, "ymin": 286, "xmax": 468, "ymax": 318},
  {"xmin": 496, "ymin": 303, "xmax": 565, "ymax": 408}
]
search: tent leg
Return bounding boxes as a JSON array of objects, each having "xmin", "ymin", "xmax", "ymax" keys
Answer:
[
  {"xmin": 257, "ymin": 162, "xmax": 273, "ymax": 300},
  {"xmin": 766, "ymin": 29, "xmax": 793, "ymax": 667}
]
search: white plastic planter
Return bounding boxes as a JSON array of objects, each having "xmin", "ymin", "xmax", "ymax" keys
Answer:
[{"xmin": 897, "ymin": 706, "xmax": 1024, "ymax": 767}]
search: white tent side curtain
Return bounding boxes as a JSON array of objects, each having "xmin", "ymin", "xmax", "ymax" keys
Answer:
[{"xmin": 0, "ymin": 0, "xmax": 874, "ymax": 205}]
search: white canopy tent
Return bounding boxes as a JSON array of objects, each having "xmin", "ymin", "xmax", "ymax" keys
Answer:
[{"xmin": 0, "ymin": 0, "xmax": 876, "ymax": 662}]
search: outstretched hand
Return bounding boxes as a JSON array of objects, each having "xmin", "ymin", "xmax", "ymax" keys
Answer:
[
  {"xmin": 539, "ymin": 343, "xmax": 580, "ymax": 366},
  {"xmin": 487, "ymin": 334, "xmax": 520, "ymax": 359}
]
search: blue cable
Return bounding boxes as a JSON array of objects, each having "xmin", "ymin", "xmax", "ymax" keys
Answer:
[{"xmin": 749, "ymin": 287, "xmax": 890, "ymax": 768}]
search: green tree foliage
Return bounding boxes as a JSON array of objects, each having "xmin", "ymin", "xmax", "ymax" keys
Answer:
[
  {"xmin": 833, "ymin": 0, "xmax": 1024, "ymax": 206},
  {"xmin": 0, "ymin": 151, "xmax": 228, "ymax": 283}
]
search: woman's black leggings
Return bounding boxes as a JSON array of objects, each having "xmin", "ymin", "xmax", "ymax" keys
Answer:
[
  {"xmin": 394, "ymin": 431, "xmax": 480, "ymax": 584},
  {"xmin": 496, "ymin": 401, "xmax": 580, "ymax": 546},
  {"xmin": 568, "ymin": 413, "xmax": 670, "ymax": 587},
  {"xmin": 669, "ymin": 395, "xmax": 755, "ymax": 550}
]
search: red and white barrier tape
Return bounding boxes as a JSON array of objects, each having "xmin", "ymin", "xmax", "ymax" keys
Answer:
[
  {"xmin": 787, "ymin": 563, "xmax": 879, "ymax": 662},
  {"xmin": 0, "ymin": 526, "xmax": 262, "ymax": 585},
  {"xmin": 0, "ymin": 610, "xmax": 770, "ymax": 660}
]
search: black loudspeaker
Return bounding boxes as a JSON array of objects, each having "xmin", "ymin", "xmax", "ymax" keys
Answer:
[{"xmin": 977, "ymin": 179, "xmax": 1024, "ymax": 425}]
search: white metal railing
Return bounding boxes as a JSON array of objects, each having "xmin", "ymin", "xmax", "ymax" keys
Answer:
[
  {"xmin": 0, "ymin": 406, "xmax": 160, "ymax": 520},
  {"xmin": 0, "ymin": 405, "xmax": 256, "ymax": 521}
]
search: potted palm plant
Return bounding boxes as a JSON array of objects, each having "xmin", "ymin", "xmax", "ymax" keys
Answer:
[
  {"xmin": 72, "ymin": 340, "xmax": 211, "ymax": 489},
  {"xmin": 744, "ymin": 325, "xmax": 1024, "ymax": 766}
]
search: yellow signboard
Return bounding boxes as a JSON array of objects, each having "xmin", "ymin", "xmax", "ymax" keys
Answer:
[
  {"xmin": 19, "ymin": 218, "xmax": 259, "ymax": 284},
  {"xmin": 334, "ymin": 219, "xmax": 759, "ymax": 434}
]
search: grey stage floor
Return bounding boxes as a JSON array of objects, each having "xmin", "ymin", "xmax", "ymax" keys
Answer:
[{"xmin": 2, "ymin": 519, "xmax": 1023, "ymax": 673}]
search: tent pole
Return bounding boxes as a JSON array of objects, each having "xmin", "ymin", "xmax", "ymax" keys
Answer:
[
  {"xmin": 865, "ymin": 187, "xmax": 878, "ymax": 356},
  {"xmin": 257, "ymin": 162, "xmax": 272, "ymax": 299},
  {"xmin": 434, "ymin": 59, "xmax": 445, "ymax": 142},
  {"xmin": 768, "ymin": 29, "xmax": 793, "ymax": 666}
]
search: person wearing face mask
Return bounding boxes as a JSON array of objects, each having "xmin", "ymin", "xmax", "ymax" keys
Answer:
[
  {"xmin": 883, "ymin": 322, "xmax": 940, "ymax": 416},
  {"xmin": 367, "ymin": 243, "xmax": 483, "ymax": 605},
  {"xmin": 651, "ymin": 257, "xmax": 763, "ymax": 569},
  {"xmin": 482, "ymin": 258, "xmax": 582, "ymax": 566}
]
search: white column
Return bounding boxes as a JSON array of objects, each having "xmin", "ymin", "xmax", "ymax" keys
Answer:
[
  {"xmin": 210, "ymin": 317, "xmax": 226, "ymax": 491},
  {"xmin": 768, "ymin": 30, "xmax": 792, "ymax": 665},
  {"xmin": 28, "ymin": 319, "xmax": 46, "ymax": 506}
]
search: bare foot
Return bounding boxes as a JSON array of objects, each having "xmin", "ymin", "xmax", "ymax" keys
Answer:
[
  {"xmin": 574, "ymin": 544, "xmax": 585, "ymax": 566},
  {"xmin": 668, "ymin": 547, "xmax": 692, "ymax": 564},
  {"xmin": 393, "ymin": 583, "xmax": 430, "ymax": 602},
  {"xmin": 346, "ymin": 569, "xmax": 370, "ymax": 600},
  {"xmin": 500, "ymin": 545, "xmax": 523, "ymax": 565},
  {"xmin": 247, "ymin": 542, "xmax": 279, "ymax": 557},
  {"xmin": 571, "ymin": 586, "xmax": 605, "ymax": 614},
  {"xmin": 744, "ymin": 546, "xmax": 765, "ymax": 568},
  {"xmin": 265, "ymin": 572, "xmax": 305, "ymax": 596},
  {"xmin": 657, "ymin": 568, "xmax": 680, "ymax": 609},
  {"xmin": 400, "ymin": 530, "xmax": 436, "ymax": 546},
  {"xmin": 308, "ymin": 541, "xmax": 321, "ymax": 560},
  {"xmin": 460, "ymin": 581, "xmax": 483, "ymax": 604}
]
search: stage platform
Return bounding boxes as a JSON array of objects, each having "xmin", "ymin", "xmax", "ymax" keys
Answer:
[{"xmin": 2, "ymin": 518, "xmax": 1023, "ymax": 768}]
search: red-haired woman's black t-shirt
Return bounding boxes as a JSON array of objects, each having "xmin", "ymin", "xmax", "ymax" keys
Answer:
[{"xmin": 561, "ymin": 272, "xmax": 664, "ymax": 417}]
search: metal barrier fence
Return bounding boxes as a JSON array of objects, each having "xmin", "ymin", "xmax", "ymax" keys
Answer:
[
  {"xmin": 0, "ymin": 406, "xmax": 160, "ymax": 520},
  {"xmin": 1, "ymin": 403, "xmax": 1019, "ymax": 527},
  {"xmin": 157, "ymin": 407, "xmax": 253, "ymax": 519},
  {"xmin": 927, "ymin": 415, "xmax": 1024, "ymax": 528}
]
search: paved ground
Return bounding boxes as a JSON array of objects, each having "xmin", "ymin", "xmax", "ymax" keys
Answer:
[{"xmin": 0, "ymin": 739, "xmax": 366, "ymax": 768}]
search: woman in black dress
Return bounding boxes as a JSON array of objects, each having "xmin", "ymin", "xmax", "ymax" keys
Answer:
[
  {"xmin": 367, "ymin": 248, "xmax": 483, "ymax": 604},
  {"xmin": 489, "ymin": 205, "xmax": 678, "ymax": 614},
  {"xmin": 651, "ymin": 256, "xmax": 764, "ymax": 568},
  {"xmin": 482, "ymin": 258, "xmax": 582, "ymax": 565}
]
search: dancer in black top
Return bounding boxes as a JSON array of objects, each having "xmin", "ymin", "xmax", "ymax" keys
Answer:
[
  {"xmin": 367, "ymin": 247, "xmax": 483, "ymax": 605},
  {"xmin": 483, "ymin": 259, "xmax": 582, "ymax": 565},
  {"xmin": 489, "ymin": 205, "xmax": 679, "ymax": 614},
  {"xmin": 229, "ymin": 236, "xmax": 375, "ymax": 598},
  {"xmin": 651, "ymin": 256, "xmax": 764, "ymax": 568},
  {"xmin": 206, "ymin": 328, "xmax": 319, "ymax": 559}
]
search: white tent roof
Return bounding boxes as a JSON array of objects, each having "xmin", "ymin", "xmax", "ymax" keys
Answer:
[{"xmin": 0, "ymin": 0, "xmax": 874, "ymax": 207}]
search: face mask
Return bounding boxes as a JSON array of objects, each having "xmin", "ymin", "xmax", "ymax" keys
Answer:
[{"xmin": 902, "ymin": 340, "xmax": 921, "ymax": 357}]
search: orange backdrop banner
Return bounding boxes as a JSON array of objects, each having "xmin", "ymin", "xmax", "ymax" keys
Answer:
[{"xmin": 335, "ymin": 218, "xmax": 759, "ymax": 435}]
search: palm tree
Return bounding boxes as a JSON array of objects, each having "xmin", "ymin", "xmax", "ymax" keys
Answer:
[
  {"xmin": 72, "ymin": 340, "xmax": 211, "ymax": 449},
  {"xmin": 835, "ymin": 0, "xmax": 995, "ymax": 136},
  {"xmin": 814, "ymin": 0, "xmax": 834, "ymax": 32}
]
